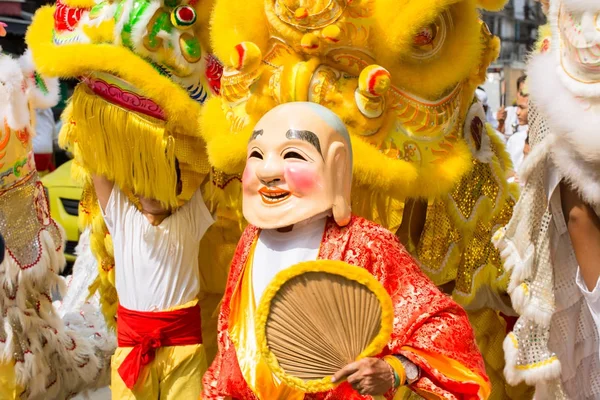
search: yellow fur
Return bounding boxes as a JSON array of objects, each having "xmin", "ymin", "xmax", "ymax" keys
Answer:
[
  {"xmin": 26, "ymin": 7, "xmax": 202, "ymax": 134},
  {"xmin": 372, "ymin": 0, "xmax": 483, "ymax": 99},
  {"xmin": 68, "ymin": 85, "xmax": 180, "ymax": 206},
  {"xmin": 82, "ymin": 20, "xmax": 115, "ymax": 44},
  {"xmin": 370, "ymin": 0, "xmax": 460, "ymax": 65},
  {"xmin": 534, "ymin": 24, "xmax": 552, "ymax": 52},
  {"xmin": 60, "ymin": 0, "xmax": 95, "ymax": 8},
  {"xmin": 209, "ymin": 0, "xmax": 270, "ymax": 63},
  {"xmin": 476, "ymin": 0, "xmax": 508, "ymax": 11}
]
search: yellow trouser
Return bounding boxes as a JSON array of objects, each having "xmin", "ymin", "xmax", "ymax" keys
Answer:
[
  {"xmin": 111, "ymin": 343, "xmax": 207, "ymax": 400},
  {"xmin": 0, "ymin": 361, "xmax": 21, "ymax": 399}
]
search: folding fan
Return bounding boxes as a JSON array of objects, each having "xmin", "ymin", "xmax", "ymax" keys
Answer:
[{"xmin": 255, "ymin": 260, "xmax": 394, "ymax": 394}]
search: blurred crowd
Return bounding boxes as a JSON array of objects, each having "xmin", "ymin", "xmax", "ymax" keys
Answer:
[{"xmin": 476, "ymin": 75, "xmax": 529, "ymax": 183}]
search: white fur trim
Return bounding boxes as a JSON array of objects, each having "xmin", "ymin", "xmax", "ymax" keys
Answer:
[
  {"xmin": 528, "ymin": 53, "xmax": 600, "ymax": 208},
  {"xmin": 503, "ymin": 333, "xmax": 562, "ymax": 386},
  {"xmin": 508, "ymin": 282, "xmax": 554, "ymax": 326},
  {"xmin": 0, "ymin": 221, "xmax": 112, "ymax": 398},
  {"xmin": 463, "ymin": 102, "xmax": 493, "ymax": 163},
  {"xmin": 550, "ymin": 141, "xmax": 600, "ymax": 208},
  {"xmin": 507, "ymin": 243, "xmax": 535, "ymax": 292},
  {"xmin": 112, "ymin": 0, "xmax": 135, "ymax": 47},
  {"xmin": 518, "ymin": 135, "xmax": 556, "ymax": 184},
  {"xmin": 547, "ymin": 0, "xmax": 600, "ymax": 96},
  {"xmin": 559, "ymin": 0, "xmax": 600, "ymax": 13},
  {"xmin": 18, "ymin": 50, "xmax": 60, "ymax": 109},
  {"xmin": 529, "ymin": 53, "xmax": 600, "ymax": 140},
  {"xmin": 0, "ymin": 54, "xmax": 30, "ymax": 131}
]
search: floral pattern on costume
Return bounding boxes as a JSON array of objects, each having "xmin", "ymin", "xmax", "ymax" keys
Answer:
[{"xmin": 203, "ymin": 216, "xmax": 489, "ymax": 399}]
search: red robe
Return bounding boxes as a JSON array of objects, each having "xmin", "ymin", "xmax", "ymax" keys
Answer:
[{"xmin": 203, "ymin": 216, "xmax": 490, "ymax": 399}]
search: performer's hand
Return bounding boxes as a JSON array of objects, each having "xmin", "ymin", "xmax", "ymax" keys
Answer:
[
  {"xmin": 331, "ymin": 357, "xmax": 394, "ymax": 396},
  {"xmin": 496, "ymin": 106, "xmax": 507, "ymax": 122}
]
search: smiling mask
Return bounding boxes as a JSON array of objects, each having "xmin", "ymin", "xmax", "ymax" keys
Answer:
[{"xmin": 242, "ymin": 102, "xmax": 352, "ymax": 229}]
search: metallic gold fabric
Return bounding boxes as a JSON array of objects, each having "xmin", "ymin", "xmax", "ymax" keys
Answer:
[
  {"xmin": 0, "ymin": 173, "xmax": 62, "ymax": 268},
  {"xmin": 228, "ymin": 241, "xmax": 304, "ymax": 400}
]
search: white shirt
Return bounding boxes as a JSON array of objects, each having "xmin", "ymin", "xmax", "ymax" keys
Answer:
[
  {"xmin": 103, "ymin": 186, "xmax": 214, "ymax": 311},
  {"xmin": 506, "ymin": 125, "xmax": 528, "ymax": 174},
  {"xmin": 544, "ymin": 165, "xmax": 600, "ymax": 397},
  {"xmin": 252, "ymin": 215, "xmax": 327, "ymax": 304},
  {"xmin": 576, "ymin": 270, "xmax": 600, "ymax": 340},
  {"xmin": 494, "ymin": 106, "xmax": 519, "ymax": 138},
  {"xmin": 32, "ymin": 108, "xmax": 55, "ymax": 154}
]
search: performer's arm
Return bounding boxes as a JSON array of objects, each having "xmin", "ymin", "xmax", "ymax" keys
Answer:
[
  {"xmin": 333, "ymin": 229, "xmax": 489, "ymax": 399},
  {"xmin": 92, "ymin": 175, "xmax": 114, "ymax": 212},
  {"xmin": 375, "ymin": 232, "xmax": 489, "ymax": 399},
  {"xmin": 560, "ymin": 182, "xmax": 600, "ymax": 291}
]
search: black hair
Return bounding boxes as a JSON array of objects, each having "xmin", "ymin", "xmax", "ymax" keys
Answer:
[
  {"xmin": 517, "ymin": 75, "xmax": 528, "ymax": 91},
  {"xmin": 175, "ymin": 158, "xmax": 181, "ymax": 183},
  {"xmin": 175, "ymin": 158, "xmax": 183, "ymax": 196}
]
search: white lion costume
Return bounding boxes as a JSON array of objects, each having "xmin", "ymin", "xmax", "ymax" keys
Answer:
[
  {"xmin": 0, "ymin": 44, "xmax": 114, "ymax": 399},
  {"xmin": 494, "ymin": 0, "xmax": 600, "ymax": 398}
]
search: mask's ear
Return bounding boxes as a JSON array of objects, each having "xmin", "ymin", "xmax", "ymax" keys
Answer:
[{"xmin": 329, "ymin": 141, "xmax": 352, "ymax": 227}]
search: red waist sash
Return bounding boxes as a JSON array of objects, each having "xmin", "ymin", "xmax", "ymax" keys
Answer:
[
  {"xmin": 33, "ymin": 154, "xmax": 55, "ymax": 173},
  {"xmin": 117, "ymin": 303, "xmax": 203, "ymax": 389}
]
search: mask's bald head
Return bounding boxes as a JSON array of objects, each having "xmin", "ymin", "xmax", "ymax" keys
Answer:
[
  {"xmin": 244, "ymin": 102, "xmax": 353, "ymax": 228},
  {"xmin": 252, "ymin": 102, "xmax": 353, "ymax": 170}
]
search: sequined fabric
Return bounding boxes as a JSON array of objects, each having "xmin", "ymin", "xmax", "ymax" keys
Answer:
[
  {"xmin": 495, "ymin": 104, "xmax": 561, "ymax": 385},
  {"xmin": 0, "ymin": 172, "xmax": 62, "ymax": 268},
  {"xmin": 416, "ymin": 156, "xmax": 515, "ymax": 304},
  {"xmin": 203, "ymin": 216, "xmax": 489, "ymax": 399},
  {"xmin": 494, "ymin": 102, "xmax": 600, "ymax": 398}
]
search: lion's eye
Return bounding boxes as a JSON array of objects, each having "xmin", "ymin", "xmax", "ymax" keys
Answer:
[{"xmin": 410, "ymin": 11, "xmax": 451, "ymax": 60}]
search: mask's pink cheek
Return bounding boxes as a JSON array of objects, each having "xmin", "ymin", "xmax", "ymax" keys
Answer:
[
  {"xmin": 242, "ymin": 165, "xmax": 255, "ymax": 194},
  {"xmin": 285, "ymin": 164, "xmax": 320, "ymax": 196}
]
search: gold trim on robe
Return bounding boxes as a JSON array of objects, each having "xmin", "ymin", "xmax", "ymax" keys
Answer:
[{"xmin": 228, "ymin": 240, "xmax": 305, "ymax": 400}]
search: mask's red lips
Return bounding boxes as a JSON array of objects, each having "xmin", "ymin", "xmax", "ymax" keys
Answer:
[{"xmin": 258, "ymin": 187, "xmax": 291, "ymax": 204}]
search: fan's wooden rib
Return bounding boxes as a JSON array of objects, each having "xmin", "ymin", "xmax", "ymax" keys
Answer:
[
  {"xmin": 303, "ymin": 277, "xmax": 352, "ymax": 364},
  {"xmin": 267, "ymin": 312, "xmax": 335, "ymax": 361},
  {"xmin": 265, "ymin": 270, "xmax": 386, "ymax": 383},
  {"xmin": 269, "ymin": 329, "xmax": 347, "ymax": 373},
  {"xmin": 333, "ymin": 278, "xmax": 352, "ymax": 361},
  {"xmin": 276, "ymin": 285, "xmax": 330, "ymax": 341},
  {"xmin": 270, "ymin": 288, "xmax": 349, "ymax": 365},
  {"xmin": 363, "ymin": 293, "xmax": 378, "ymax": 350},
  {"xmin": 268, "ymin": 328, "xmax": 347, "ymax": 368},
  {"xmin": 268, "ymin": 325, "xmax": 341, "ymax": 366},
  {"xmin": 341, "ymin": 277, "xmax": 353, "ymax": 359},
  {"xmin": 353, "ymin": 280, "xmax": 362, "ymax": 357},
  {"xmin": 295, "ymin": 274, "xmax": 349, "ymax": 362},
  {"xmin": 271, "ymin": 344, "xmax": 345, "ymax": 373},
  {"xmin": 342, "ymin": 278, "xmax": 356, "ymax": 360},
  {"xmin": 277, "ymin": 279, "xmax": 347, "ymax": 363},
  {"xmin": 273, "ymin": 351, "xmax": 342, "ymax": 373},
  {"xmin": 268, "ymin": 304, "xmax": 318, "ymax": 346},
  {"xmin": 358, "ymin": 283, "xmax": 366, "ymax": 355},
  {"xmin": 316, "ymin": 277, "xmax": 346, "ymax": 361}
]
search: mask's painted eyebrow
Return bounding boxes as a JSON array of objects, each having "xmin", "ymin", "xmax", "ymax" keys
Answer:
[
  {"xmin": 285, "ymin": 129, "xmax": 322, "ymax": 156},
  {"xmin": 249, "ymin": 129, "xmax": 264, "ymax": 143}
]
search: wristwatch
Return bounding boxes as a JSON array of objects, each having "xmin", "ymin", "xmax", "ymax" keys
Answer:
[{"xmin": 393, "ymin": 354, "xmax": 421, "ymax": 385}]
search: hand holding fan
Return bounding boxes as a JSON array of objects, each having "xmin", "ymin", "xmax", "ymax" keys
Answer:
[{"xmin": 255, "ymin": 260, "xmax": 394, "ymax": 395}]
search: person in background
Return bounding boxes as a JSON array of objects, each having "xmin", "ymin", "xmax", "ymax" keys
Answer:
[
  {"xmin": 505, "ymin": 88, "xmax": 529, "ymax": 181},
  {"xmin": 476, "ymin": 87, "xmax": 506, "ymax": 143},
  {"xmin": 33, "ymin": 106, "xmax": 57, "ymax": 175},
  {"xmin": 496, "ymin": 75, "xmax": 528, "ymax": 139}
]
